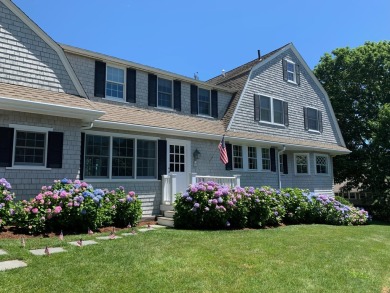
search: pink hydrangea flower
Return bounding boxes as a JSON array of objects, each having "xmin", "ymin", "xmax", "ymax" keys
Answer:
[
  {"xmin": 128, "ymin": 191, "xmax": 135, "ymax": 196},
  {"xmin": 31, "ymin": 208, "xmax": 39, "ymax": 214},
  {"xmin": 35, "ymin": 194, "xmax": 43, "ymax": 201},
  {"xmin": 54, "ymin": 206, "xmax": 62, "ymax": 214}
]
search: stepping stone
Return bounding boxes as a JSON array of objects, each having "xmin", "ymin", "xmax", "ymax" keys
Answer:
[
  {"xmin": 29, "ymin": 247, "xmax": 66, "ymax": 256},
  {"xmin": 149, "ymin": 224, "xmax": 167, "ymax": 229},
  {"xmin": 121, "ymin": 232, "xmax": 137, "ymax": 236},
  {"xmin": 68, "ymin": 240, "xmax": 98, "ymax": 246},
  {"xmin": 0, "ymin": 260, "xmax": 27, "ymax": 271},
  {"xmin": 96, "ymin": 236, "xmax": 122, "ymax": 240},
  {"xmin": 138, "ymin": 228, "xmax": 154, "ymax": 232},
  {"xmin": 0, "ymin": 249, "xmax": 7, "ymax": 255}
]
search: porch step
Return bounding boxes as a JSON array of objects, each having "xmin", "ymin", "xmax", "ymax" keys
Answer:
[
  {"xmin": 160, "ymin": 204, "xmax": 174, "ymax": 212},
  {"xmin": 138, "ymin": 194, "xmax": 156, "ymax": 216},
  {"xmin": 157, "ymin": 217, "xmax": 174, "ymax": 228},
  {"xmin": 164, "ymin": 210, "xmax": 175, "ymax": 218}
]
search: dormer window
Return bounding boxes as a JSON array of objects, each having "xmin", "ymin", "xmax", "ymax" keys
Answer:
[
  {"xmin": 198, "ymin": 88, "xmax": 211, "ymax": 116},
  {"xmin": 106, "ymin": 65, "xmax": 125, "ymax": 100},
  {"xmin": 157, "ymin": 77, "xmax": 173, "ymax": 108}
]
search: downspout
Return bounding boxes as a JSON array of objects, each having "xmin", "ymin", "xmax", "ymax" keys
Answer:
[{"xmin": 277, "ymin": 145, "xmax": 286, "ymax": 190}]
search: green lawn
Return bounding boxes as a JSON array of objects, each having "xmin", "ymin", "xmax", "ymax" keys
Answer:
[{"xmin": 1, "ymin": 224, "xmax": 389, "ymax": 293}]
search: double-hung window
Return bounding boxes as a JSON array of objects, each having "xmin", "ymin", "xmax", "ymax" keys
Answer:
[
  {"xmin": 84, "ymin": 134, "xmax": 156, "ymax": 179},
  {"xmin": 248, "ymin": 146, "xmax": 257, "ymax": 170},
  {"xmin": 157, "ymin": 77, "xmax": 173, "ymax": 108},
  {"xmin": 198, "ymin": 88, "xmax": 211, "ymax": 116},
  {"xmin": 286, "ymin": 60, "xmax": 296, "ymax": 83},
  {"xmin": 14, "ymin": 131, "xmax": 46, "ymax": 166},
  {"xmin": 315, "ymin": 154, "xmax": 328, "ymax": 174},
  {"xmin": 262, "ymin": 148, "xmax": 271, "ymax": 170},
  {"xmin": 106, "ymin": 66, "xmax": 125, "ymax": 100},
  {"xmin": 233, "ymin": 145, "xmax": 243, "ymax": 169},
  {"xmin": 256, "ymin": 95, "xmax": 288, "ymax": 125},
  {"xmin": 294, "ymin": 153, "xmax": 309, "ymax": 174},
  {"xmin": 304, "ymin": 107, "xmax": 322, "ymax": 132}
]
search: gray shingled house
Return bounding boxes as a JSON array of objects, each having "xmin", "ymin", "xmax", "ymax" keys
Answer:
[{"xmin": 0, "ymin": 0, "xmax": 349, "ymax": 218}]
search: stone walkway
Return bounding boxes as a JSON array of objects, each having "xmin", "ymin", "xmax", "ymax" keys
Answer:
[{"xmin": 0, "ymin": 225, "xmax": 166, "ymax": 272}]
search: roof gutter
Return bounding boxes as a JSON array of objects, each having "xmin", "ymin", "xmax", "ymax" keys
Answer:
[
  {"xmin": 93, "ymin": 120, "xmax": 350, "ymax": 155},
  {"xmin": 0, "ymin": 96, "xmax": 105, "ymax": 122}
]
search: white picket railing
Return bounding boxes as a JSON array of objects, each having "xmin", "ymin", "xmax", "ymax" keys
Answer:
[{"xmin": 161, "ymin": 173, "xmax": 241, "ymax": 204}]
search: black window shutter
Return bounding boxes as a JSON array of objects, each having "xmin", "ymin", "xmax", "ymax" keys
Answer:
[
  {"xmin": 211, "ymin": 90, "xmax": 218, "ymax": 118},
  {"xmin": 282, "ymin": 59, "xmax": 287, "ymax": 81},
  {"xmin": 173, "ymin": 80, "xmax": 181, "ymax": 111},
  {"xmin": 46, "ymin": 132, "xmax": 63, "ymax": 168},
  {"xmin": 225, "ymin": 143, "xmax": 233, "ymax": 171},
  {"xmin": 126, "ymin": 68, "xmax": 136, "ymax": 103},
  {"xmin": 80, "ymin": 133, "xmax": 85, "ymax": 180},
  {"xmin": 148, "ymin": 74, "xmax": 157, "ymax": 107},
  {"xmin": 254, "ymin": 94, "xmax": 260, "ymax": 121},
  {"xmin": 283, "ymin": 101, "xmax": 289, "ymax": 126},
  {"xmin": 190, "ymin": 85, "xmax": 198, "ymax": 114},
  {"xmin": 283, "ymin": 154, "xmax": 288, "ymax": 174},
  {"xmin": 94, "ymin": 61, "xmax": 106, "ymax": 97},
  {"xmin": 157, "ymin": 140, "xmax": 167, "ymax": 180},
  {"xmin": 270, "ymin": 147, "xmax": 276, "ymax": 172},
  {"xmin": 303, "ymin": 107, "xmax": 308, "ymax": 130},
  {"xmin": 0, "ymin": 127, "xmax": 14, "ymax": 167},
  {"xmin": 296, "ymin": 64, "xmax": 301, "ymax": 85},
  {"xmin": 318, "ymin": 110, "xmax": 323, "ymax": 133}
]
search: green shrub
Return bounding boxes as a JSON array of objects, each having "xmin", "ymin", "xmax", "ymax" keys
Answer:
[{"xmin": 112, "ymin": 187, "xmax": 142, "ymax": 227}]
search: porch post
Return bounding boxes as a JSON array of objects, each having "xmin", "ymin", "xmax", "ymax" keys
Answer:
[
  {"xmin": 162, "ymin": 175, "xmax": 170, "ymax": 204},
  {"xmin": 191, "ymin": 173, "xmax": 197, "ymax": 185},
  {"xmin": 233, "ymin": 174, "xmax": 241, "ymax": 187},
  {"xmin": 171, "ymin": 174, "xmax": 177, "ymax": 204}
]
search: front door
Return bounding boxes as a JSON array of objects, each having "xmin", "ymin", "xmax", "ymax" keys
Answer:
[{"xmin": 167, "ymin": 139, "xmax": 191, "ymax": 195}]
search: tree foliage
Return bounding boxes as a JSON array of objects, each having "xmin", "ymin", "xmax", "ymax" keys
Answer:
[{"xmin": 314, "ymin": 41, "xmax": 390, "ymax": 196}]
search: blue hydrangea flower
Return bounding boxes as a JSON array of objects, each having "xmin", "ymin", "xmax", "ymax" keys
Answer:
[{"xmin": 61, "ymin": 178, "xmax": 69, "ymax": 184}]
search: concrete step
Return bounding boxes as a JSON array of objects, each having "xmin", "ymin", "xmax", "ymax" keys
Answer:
[
  {"xmin": 157, "ymin": 217, "xmax": 174, "ymax": 228},
  {"xmin": 164, "ymin": 210, "xmax": 175, "ymax": 218},
  {"xmin": 160, "ymin": 204, "xmax": 174, "ymax": 212}
]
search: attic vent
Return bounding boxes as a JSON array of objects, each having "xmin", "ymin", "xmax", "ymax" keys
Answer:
[
  {"xmin": 194, "ymin": 72, "xmax": 199, "ymax": 80},
  {"xmin": 222, "ymin": 69, "xmax": 226, "ymax": 77}
]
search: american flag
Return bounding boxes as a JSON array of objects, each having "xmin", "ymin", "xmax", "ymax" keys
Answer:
[
  {"xmin": 218, "ymin": 135, "xmax": 229, "ymax": 165},
  {"xmin": 88, "ymin": 227, "xmax": 94, "ymax": 235},
  {"xmin": 77, "ymin": 238, "xmax": 83, "ymax": 247},
  {"xmin": 127, "ymin": 223, "xmax": 132, "ymax": 229},
  {"xmin": 20, "ymin": 237, "xmax": 26, "ymax": 248},
  {"xmin": 59, "ymin": 230, "xmax": 64, "ymax": 241},
  {"xmin": 44, "ymin": 246, "xmax": 50, "ymax": 256},
  {"xmin": 109, "ymin": 232, "xmax": 116, "ymax": 240}
]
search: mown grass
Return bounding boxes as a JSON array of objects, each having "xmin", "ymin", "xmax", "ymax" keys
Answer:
[{"xmin": 1, "ymin": 224, "xmax": 389, "ymax": 293}]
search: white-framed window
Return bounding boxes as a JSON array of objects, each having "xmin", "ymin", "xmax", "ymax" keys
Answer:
[
  {"xmin": 106, "ymin": 65, "xmax": 125, "ymax": 100},
  {"xmin": 198, "ymin": 88, "xmax": 211, "ymax": 116},
  {"xmin": 259, "ymin": 95, "xmax": 287, "ymax": 125},
  {"xmin": 84, "ymin": 133, "xmax": 156, "ymax": 179},
  {"xmin": 11, "ymin": 125, "xmax": 52, "ymax": 167},
  {"xmin": 232, "ymin": 145, "xmax": 271, "ymax": 171},
  {"xmin": 294, "ymin": 153, "xmax": 309, "ymax": 174},
  {"xmin": 248, "ymin": 146, "xmax": 257, "ymax": 170},
  {"xmin": 304, "ymin": 107, "xmax": 322, "ymax": 132},
  {"xmin": 315, "ymin": 154, "xmax": 329, "ymax": 174},
  {"xmin": 157, "ymin": 77, "xmax": 173, "ymax": 108},
  {"xmin": 14, "ymin": 131, "xmax": 46, "ymax": 166},
  {"xmin": 233, "ymin": 145, "xmax": 243, "ymax": 169},
  {"xmin": 262, "ymin": 148, "xmax": 271, "ymax": 170},
  {"xmin": 286, "ymin": 60, "xmax": 296, "ymax": 83}
]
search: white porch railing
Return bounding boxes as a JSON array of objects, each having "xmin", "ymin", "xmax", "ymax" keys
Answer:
[{"xmin": 161, "ymin": 173, "xmax": 241, "ymax": 205}]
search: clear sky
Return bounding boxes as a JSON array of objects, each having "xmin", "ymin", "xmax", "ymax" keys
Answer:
[{"xmin": 12, "ymin": 0, "xmax": 390, "ymax": 81}]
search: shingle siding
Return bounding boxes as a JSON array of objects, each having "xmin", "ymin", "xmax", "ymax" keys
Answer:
[
  {"xmin": 229, "ymin": 49, "xmax": 342, "ymax": 146},
  {"xmin": 0, "ymin": 2, "xmax": 78, "ymax": 95}
]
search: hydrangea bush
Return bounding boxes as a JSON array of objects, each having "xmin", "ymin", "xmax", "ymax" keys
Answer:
[
  {"xmin": 112, "ymin": 186, "xmax": 142, "ymax": 227},
  {"xmin": 0, "ymin": 178, "xmax": 15, "ymax": 229},
  {"xmin": 174, "ymin": 182, "xmax": 370, "ymax": 230},
  {"xmin": 13, "ymin": 178, "xmax": 142, "ymax": 234}
]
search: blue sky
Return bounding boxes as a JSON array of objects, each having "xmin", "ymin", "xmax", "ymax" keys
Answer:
[{"xmin": 13, "ymin": 0, "xmax": 390, "ymax": 81}]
